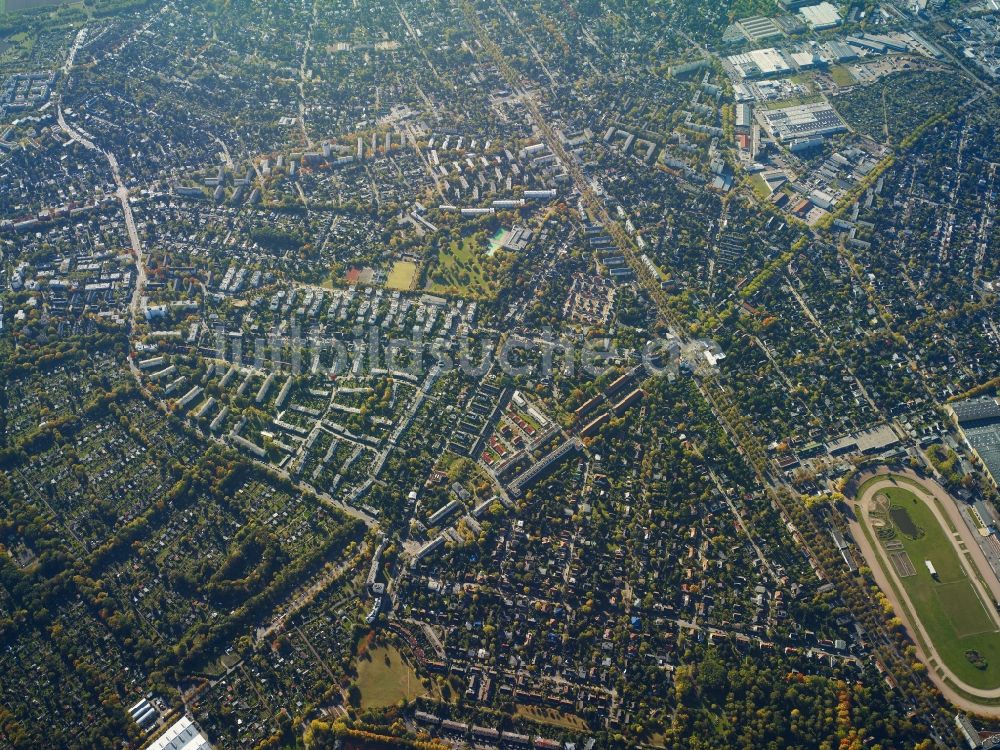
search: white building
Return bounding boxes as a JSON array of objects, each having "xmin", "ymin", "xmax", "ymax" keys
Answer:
[
  {"xmin": 728, "ymin": 48, "xmax": 792, "ymax": 78},
  {"xmin": 142, "ymin": 716, "xmax": 213, "ymax": 750},
  {"xmin": 799, "ymin": 2, "xmax": 842, "ymax": 29}
]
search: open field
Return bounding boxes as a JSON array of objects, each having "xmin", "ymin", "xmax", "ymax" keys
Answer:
[
  {"xmin": 853, "ymin": 475, "xmax": 1000, "ymax": 694},
  {"xmin": 386, "ymin": 260, "xmax": 418, "ymax": 291},
  {"xmin": 515, "ymin": 704, "xmax": 590, "ymax": 732},
  {"xmin": 355, "ymin": 645, "xmax": 426, "ymax": 710},
  {"xmin": 749, "ymin": 173, "xmax": 772, "ymax": 200},
  {"xmin": 4, "ymin": 0, "xmax": 74, "ymax": 10},
  {"xmin": 936, "ymin": 581, "xmax": 995, "ymax": 638},
  {"xmin": 830, "ymin": 65, "xmax": 855, "ymax": 87},
  {"xmin": 0, "ymin": 31, "xmax": 34, "ymax": 63}
]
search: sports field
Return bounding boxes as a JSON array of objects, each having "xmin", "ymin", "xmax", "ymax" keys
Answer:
[
  {"xmin": 354, "ymin": 645, "xmax": 426, "ymax": 710},
  {"xmin": 386, "ymin": 260, "xmax": 418, "ymax": 291},
  {"xmin": 858, "ymin": 482, "xmax": 1000, "ymax": 690}
]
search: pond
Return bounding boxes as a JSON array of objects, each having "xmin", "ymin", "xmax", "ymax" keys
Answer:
[{"xmin": 889, "ymin": 505, "xmax": 922, "ymax": 539}]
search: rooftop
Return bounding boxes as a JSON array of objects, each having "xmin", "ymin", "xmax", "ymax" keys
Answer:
[
  {"xmin": 952, "ymin": 397, "xmax": 1000, "ymax": 426},
  {"xmin": 142, "ymin": 716, "xmax": 213, "ymax": 750},
  {"xmin": 799, "ymin": 2, "xmax": 842, "ymax": 29}
]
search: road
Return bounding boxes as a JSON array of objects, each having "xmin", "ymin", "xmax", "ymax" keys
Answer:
[
  {"xmin": 211, "ymin": 135, "xmax": 234, "ymax": 170},
  {"xmin": 297, "ymin": 0, "xmax": 318, "ymax": 149},
  {"xmin": 669, "ymin": 616, "xmax": 861, "ymax": 668},
  {"xmin": 56, "ymin": 106, "xmax": 147, "ymax": 392},
  {"xmin": 404, "ymin": 121, "xmax": 446, "ymax": 200},
  {"xmin": 106, "ymin": 152, "xmax": 147, "ymax": 333},
  {"xmin": 393, "ymin": 0, "xmax": 445, "ymax": 85},
  {"xmin": 56, "ymin": 102, "xmax": 98, "ymax": 151},
  {"xmin": 707, "ymin": 466, "xmax": 781, "ymax": 586},
  {"xmin": 207, "ymin": 424, "xmax": 378, "ymax": 526},
  {"xmin": 62, "ymin": 27, "xmax": 88, "ymax": 76},
  {"xmin": 454, "ymin": 7, "xmax": 955, "ymax": 730},
  {"xmin": 55, "ymin": 31, "xmax": 147, "ymax": 340},
  {"xmin": 494, "ymin": 0, "xmax": 557, "ymax": 93},
  {"xmin": 256, "ymin": 553, "xmax": 362, "ymax": 642}
]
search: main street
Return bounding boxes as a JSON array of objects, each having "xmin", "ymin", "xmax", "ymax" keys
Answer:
[{"xmin": 56, "ymin": 32, "xmax": 146, "ymax": 338}]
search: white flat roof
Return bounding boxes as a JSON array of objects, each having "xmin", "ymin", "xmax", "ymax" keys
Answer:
[
  {"xmin": 791, "ymin": 51, "xmax": 818, "ymax": 67},
  {"xmin": 749, "ymin": 48, "xmax": 790, "ymax": 74},
  {"xmin": 799, "ymin": 2, "xmax": 841, "ymax": 28},
  {"xmin": 142, "ymin": 716, "xmax": 213, "ymax": 750}
]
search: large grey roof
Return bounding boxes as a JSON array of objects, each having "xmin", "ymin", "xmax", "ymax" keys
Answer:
[{"xmin": 953, "ymin": 398, "xmax": 1000, "ymax": 426}]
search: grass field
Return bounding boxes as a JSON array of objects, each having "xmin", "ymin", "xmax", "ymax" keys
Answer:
[
  {"xmin": 425, "ymin": 236, "xmax": 497, "ymax": 299},
  {"xmin": 4, "ymin": 0, "xmax": 73, "ymax": 10},
  {"xmin": 861, "ymin": 482, "xmax": 1000, "ymax": 689},
  {"xmin": 203, "ymin": 651, "xmax": 242, "ymax": 677},
  {"xmin": 515, "ymin": 704, "xmax": 590, "ymax": 731},
  {"xmin": 0, "ymin": 31, "xmax": 34, "ymax": 63},
  {"xmin": 354, "ymin": 645, "xmax": 426, "ymax": 710},
  {"xmin": 935, "ymin": 581, "xmax": 995, "ymax": 638},
  {"xmin": 789, "ymin": 72, "xmax": 815, "ymax": 90},
  {"xmin": 749, "ymin": 173, "xmax": 772, "ymax": 200},
  {"xmin": 386, "ymin": 260, "xmax": 418, "ymax": 291},
  {"xmin": 830, "ymin": 66, "xmax": 855, "ymax": 87}
]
